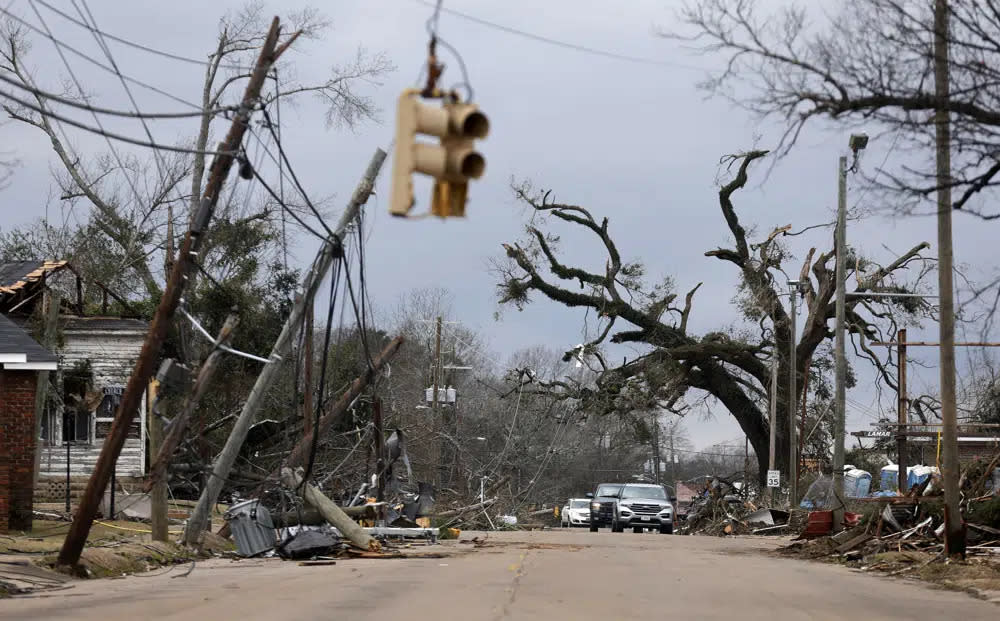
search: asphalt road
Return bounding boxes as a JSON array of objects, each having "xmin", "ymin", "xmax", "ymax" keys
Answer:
[{"xmin": 3, "ymin": 529, "xmax": 998, "ymax": 620}]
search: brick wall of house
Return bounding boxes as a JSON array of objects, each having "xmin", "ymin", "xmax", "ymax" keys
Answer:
[{"xmin": 0, "ymin": 370, "xmax": 38, "ymax": 533}]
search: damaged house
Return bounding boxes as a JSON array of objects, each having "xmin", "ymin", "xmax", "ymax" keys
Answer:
[{"xmin": 0, "ymin": 260, "xmax": 150, "ymax": 501}]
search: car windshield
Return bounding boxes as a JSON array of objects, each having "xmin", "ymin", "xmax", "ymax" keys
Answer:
[
  {"xmin": 570, "ymin": 500, "xmax": 589, "ymax": 508},
  {"xmin": 595, "ymin": 484, "xmax": 622, "ymax": 497},
  {"xmin": 621, "ymin": 485, "xmax": 667, "ymax": 500}
]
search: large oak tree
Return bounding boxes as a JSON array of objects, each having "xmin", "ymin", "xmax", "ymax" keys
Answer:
[{"xmin": 495, "ymin": 150, "xmax": 931, "ymax": 482}]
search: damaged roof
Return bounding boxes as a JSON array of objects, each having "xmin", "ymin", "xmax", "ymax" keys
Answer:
[
  {"xmin": 0, "ymin": 313, "xmax": 58, "ymax": 370},
  {"xmin": 0, "ymin": 260, "xmax": 68, "ymax": 294}
]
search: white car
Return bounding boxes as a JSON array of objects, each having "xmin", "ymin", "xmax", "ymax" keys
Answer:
[{"xmin": 561, "ymin": 498, "xmax": 591, "ymax": 527}]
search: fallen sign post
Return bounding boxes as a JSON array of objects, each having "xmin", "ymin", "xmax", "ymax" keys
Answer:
[
  {"xmin": 280, "ymin": 467, "xmax": 379, "ymax": 552},
  {"xmin": 56, "ymin": 18, "xmax": 293, "ymax": 568}
]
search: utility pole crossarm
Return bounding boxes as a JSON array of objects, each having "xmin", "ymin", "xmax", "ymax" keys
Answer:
[{"xmin": 57, "ymin": 18, "xmax": 288, "ymax": 568}]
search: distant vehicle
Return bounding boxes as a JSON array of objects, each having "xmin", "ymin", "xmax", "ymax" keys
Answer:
[
  {"xmin": 588, "ymin": 483, "xmax": 623, "ymax": 532},
  {"xmin": 561, "ymin": 498, "xmax": 591, "ymax": 527},
  {"xmin": 612, "ymin": 483, "xmax": 674, "ymax": 534}
]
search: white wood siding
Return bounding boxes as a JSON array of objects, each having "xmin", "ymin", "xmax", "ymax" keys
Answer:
[{"xmin": 38, "ymin": 327, "xmax": 148, "ymax": 478}]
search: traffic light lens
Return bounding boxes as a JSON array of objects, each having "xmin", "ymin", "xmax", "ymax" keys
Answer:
[
  {"xmin": 460, "ymin": 152, "xmax": 486, "ymax": 179},
  {"xmin": 461, "ymin": 111, "xmax": 489, "ymax": 139}
]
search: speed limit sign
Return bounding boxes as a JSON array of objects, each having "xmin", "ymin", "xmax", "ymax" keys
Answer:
[{"xmin": 767, "ymin": 470, "xmax": 780, "ymax": 488}]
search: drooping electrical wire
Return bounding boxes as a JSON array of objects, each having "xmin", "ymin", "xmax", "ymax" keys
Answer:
[
  {"xmin": 0, "ymin": 5, "xmax": 204, "ymax": 109},
  {"xmin": 259, "ymin": 108, "xmax": 335, "ymax": 238},
  {"xmin": 33, "ymin": 0, "xmax": 245, "ymax": 70},
  {"xmin": 247, "ymin": 163, "xmax": 328, "ymax": 242},
  {"xmin": 413, "ymin": 0, "xmax": 705, "ymax": 71},
  {"xmin": 27, "ymin": 0, "xmax": 159, "ymax": 274},
  {"xmin": 0, "ymin": 88, "xmax": 231, "ymax": 155},
  {"xmin": 0, "ymin": 73, "xmax": 236, "ymax": 119},
  {"xmin": 300, "ymin": 245, "xmax": 345, "ymax": 491}
]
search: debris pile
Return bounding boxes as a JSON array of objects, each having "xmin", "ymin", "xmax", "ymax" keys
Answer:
[
  {"xmin": 781, "ymin": 490, "xmax": 1000, "ymax": 590},
  {"xmin": 680, "ymin": 477, "xmax": 795, "ymax": 536}
]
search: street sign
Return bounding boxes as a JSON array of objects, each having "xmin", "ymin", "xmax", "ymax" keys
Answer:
[{"xmin": 766, "ymin": 470, "xmax": 780, "ymax": 488}]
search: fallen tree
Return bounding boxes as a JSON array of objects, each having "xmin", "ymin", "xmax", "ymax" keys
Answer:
[{"xmin": 496, "ymin": 151, "xmax": 932, "ymax": 482}]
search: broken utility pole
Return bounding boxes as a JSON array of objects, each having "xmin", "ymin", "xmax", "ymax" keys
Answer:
[
  {"xmin": 302, "ymin": 299, "xmax": 314, "ymax": 438},
  {"xmin": 145, "ymin": 312, "xmax": 240, "ymax": 491},
  {"xmin": 374, "ymin": 397, "xmax": 386, "ymax": 505},
  {"xmin": 183, "ymin": 148, "xmax": 388, "ymax": 546},
  {"xmin": 272, "ymin": 337, "xmax": 404, "ymax": 480},
  {"xmin": 215, "ymin": 335, "xmax": 404, "ymax": 540},
  {"xmin": 57, "ymin": 18, "xmax": 293, "ymax": 567},
  {"xmin": 280, "ymin": 467, "xmax": 378, "ymax": 551},
  {"xmin": 148, "ymin": 381, "xmax": 168, "ymax": 542}
]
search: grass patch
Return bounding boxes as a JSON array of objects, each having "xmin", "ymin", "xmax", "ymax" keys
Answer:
[
  {"xmin": 0, "ymin": 519, "xmax": 152, "ymax": 554},
  {"xmin": 41, "ymin": 541, "xmax": 194, "ymax": 579}
]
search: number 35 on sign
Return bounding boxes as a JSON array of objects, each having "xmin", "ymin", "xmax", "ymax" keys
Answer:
[{"xmin": 766, "ymin": 470, "xmax": 780, "ymax": 488}]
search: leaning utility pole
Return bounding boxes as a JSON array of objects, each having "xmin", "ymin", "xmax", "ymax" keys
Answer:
[
  {"xmin": 832, "ymin": 154, "xmax": 848, "ymax": 533},
  {"xmin": 145, "ymin": 313, "xmax": 240, "ymax": 489},
  {"xmin": 302, "ymin": 300, "xmax": 314, "ymax": 438},
  {"xmin": 934, "ymin": 0, "xmax": 966, "ymax": 558},
  {"xmin": 57, "ymin": 19, "xmax": 289, "ymax": 567},
  {"xmin": 183, "ymin": 148, "xmax": 387, "ymax": 546}
]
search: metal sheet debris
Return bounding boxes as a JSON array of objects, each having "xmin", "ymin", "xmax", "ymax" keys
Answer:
[{"xmin": 225, "ymin": 499, "xmax": 277, "ymax": 557}]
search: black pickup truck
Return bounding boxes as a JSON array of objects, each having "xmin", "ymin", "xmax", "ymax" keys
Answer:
[{"xmin": 588, "ymin": 483, "xmax": 623, "ymax": 532}]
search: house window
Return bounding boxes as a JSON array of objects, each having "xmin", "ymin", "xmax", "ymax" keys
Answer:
[
  {"xmin": 62, "ymin": 409, "xmax": 91, "ymax": 443},
  {"xmin": 62, "ymin": 361, "xmax": 94, "ymax": 444},
  {"xmin": 97, "ymin": 386, "xmax": 124, "ymax": 418}
]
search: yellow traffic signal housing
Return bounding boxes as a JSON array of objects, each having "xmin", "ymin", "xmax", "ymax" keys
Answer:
[{"xmin": 390, "ymin": 89, "xmax": 489, "ymax": 218}]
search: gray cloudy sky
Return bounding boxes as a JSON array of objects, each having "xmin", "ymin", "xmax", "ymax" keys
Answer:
[{"xmin": 1, "ymin": 0, "xmax": 995, "ymax": 451}]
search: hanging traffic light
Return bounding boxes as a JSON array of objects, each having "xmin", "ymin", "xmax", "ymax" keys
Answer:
[{"xmin": 389, "ymin": 89, "xmax": 489, "ymax": 218}]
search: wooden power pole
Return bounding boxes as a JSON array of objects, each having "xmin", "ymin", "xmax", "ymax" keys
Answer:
[
  {"xmin": 57, "ymin": 19, "xmax": 290, "ymax": 567},
  {"xmin": 145, "ymin": 313, "xmax": 240, "ymax": 491},
  {"xmin": 148, "ymin": 381, "xmax": 168, "ymax": 542},
  {"xmin": 768, "ymin": 355, "xmax": 777, "ymax": 505},
  {"xmin": 183, "ymin": 148, "xmax": 387, "ymax": 545},
  {"xmin": 897, "ymin": 328, "xmax": 908, "ymax": 493},
  {"xmin": 833, "ymin": 154, "xmax": 848, "ymax": 533},
  {"xmin": 302, "ymin": 299, "xmax": 314, "ymax": 438},
  {"xmin": 432, "ymin": 316, "xmax": 443, "ymax": 485},
  {"xmin": 934, "ymin": 0, "xmax": 966, "ymax": 558}
]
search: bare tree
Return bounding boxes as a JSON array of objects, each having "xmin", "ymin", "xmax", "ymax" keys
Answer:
[
  {"xmin": 0, "ymin": 4, "xmax": 393, "ymax": 302},
  {"xmin": 495, "ymin": 150, "xmax": 933, "ymax": 481},
  {"xmin": 669, "ymin": 0, "xmax": 1000, "ymax": 219},
  {"xmin": 0, "ymin": 119, "xmax": 17, "ymax": 189}
]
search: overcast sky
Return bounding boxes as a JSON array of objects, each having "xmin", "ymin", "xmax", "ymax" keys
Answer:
[{"xmin": 1, "ymin": 0, "xmax": 996, "ymax": 452}]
